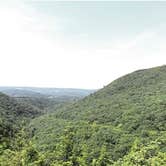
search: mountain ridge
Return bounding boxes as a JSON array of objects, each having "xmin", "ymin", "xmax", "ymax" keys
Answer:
[{"xmin": 0, "ymin": 87, "xmax": 96, "ymax": 98}]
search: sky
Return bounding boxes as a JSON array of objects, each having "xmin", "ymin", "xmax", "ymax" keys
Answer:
[{"xmin": 0, "ymin": 1, "xmax": 166, "ymax": 89}]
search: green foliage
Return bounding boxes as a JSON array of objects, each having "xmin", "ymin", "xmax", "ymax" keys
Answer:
[
  {"xmin": 0, "ymin": 92, "xmax": 40, "ymax": 143},
  {"xmin": 1, "ymin": 65, "xmax": 166, "ymax": 165},
  {"xmin": 113, "ymin": 135, "xmax": 166, "ymax": 165},
  {"xmin": 16, "ymin": 96, "xmax": 78, "ymax": 113},
  {"xmin": 27, "ymin": 66, "xmax": 166, "ymax": 165},
  {"xmin": 0, "ymin": 92, "xmax": 41, "ymax": 166}
]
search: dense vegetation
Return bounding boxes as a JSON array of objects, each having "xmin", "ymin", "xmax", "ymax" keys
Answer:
[
  {"xmin": 0, "ymin": 92, "xmax": 41, "ymax": 136},
  {"xmin": 0, "ymin": 92, "xmax": 41, "ymax": 162},
  {"xmin": 15, "ymin": 96, "xmax": 79, "ymax": 113},
  {"xmin": 0, "ymin": 65, "xmax": 166, "ymax": 165}
]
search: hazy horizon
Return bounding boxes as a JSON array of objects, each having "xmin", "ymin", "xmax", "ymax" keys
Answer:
[
  {"xmin": 1, "ymin": 1, "xmax": 166, "ymax": 89},
  {"xmin": 0, "ymin": 85, "xmax": 96, "ymax": 90}
]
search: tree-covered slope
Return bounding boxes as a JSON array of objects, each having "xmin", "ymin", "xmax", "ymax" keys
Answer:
[
  {"xmin": 54, "ymin": 65, "xmax": 166, "ymax": 132},
  {"xmin": 0, "ymin": 92, "xmax": 40, "ymax": 141},
  {"xmin": 27, "ymin": 65, "xmax": 166, "ymax": 165},
  {"xmin": 1, "ymin": 65, "xmax": 166, "ymax": 165}
]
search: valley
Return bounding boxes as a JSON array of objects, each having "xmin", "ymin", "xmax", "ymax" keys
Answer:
[{"xmin": 0, "ymin": 66, "xmax": 166, "ymax": 165}]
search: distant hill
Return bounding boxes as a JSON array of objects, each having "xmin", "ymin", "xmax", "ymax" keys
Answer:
[
  {"xmin": 0, "ymin": 87, "xmax": 96, "ymax": 113},
  {"xmin": 0, "ymin": 87, "xmax": 96, "ymax": 98},
  {"xmin": 28, "ymin": 65, "xmax": 166, "ymax": 165}
]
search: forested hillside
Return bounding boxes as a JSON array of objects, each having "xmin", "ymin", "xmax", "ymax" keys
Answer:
[
  {"xmin": 54, "ymin": 65, "xmax": 166, "ymax": 130},
  {"xmin": 28, "ymin": 66, "xmax": 166, "ymax": 165},
  {"xmin": 0, "ymin": 92, "xmax": 41, "ymax": 161},
  {"xmin": 0, "ymin": 66, "xmax": 166, "ymax": 165}
]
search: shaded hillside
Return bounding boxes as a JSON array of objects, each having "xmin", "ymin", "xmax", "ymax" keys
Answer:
[
  {"xmin": 0, "ymin": 92, "xmax": 40, "ymax": 141},
  {"xmin": 15, "ymin": 96, "xmax": 79, "ymax": 112},
  {"xmin": 27, "ymin": 65, "xmax": 166, "ymax": 165}
]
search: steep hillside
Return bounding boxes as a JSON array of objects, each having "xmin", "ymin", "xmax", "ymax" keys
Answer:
[
  {"xmin": 54, "ymin": 65, "xmax": 166, "ymax": 131},
  {"xmin": 27, "ymin": 65, "xmax": 166, "ymax": 165}
]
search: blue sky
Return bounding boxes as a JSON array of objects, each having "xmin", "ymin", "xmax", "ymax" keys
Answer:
[{"xmin": 0, "ymin": 1, "xmax": 166, "ymax": 89}]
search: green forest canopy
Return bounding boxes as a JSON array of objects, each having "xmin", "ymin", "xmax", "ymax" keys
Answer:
[{"xmin": 0, "ymin": 65, "xmax": 166, "ymax": 165}]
